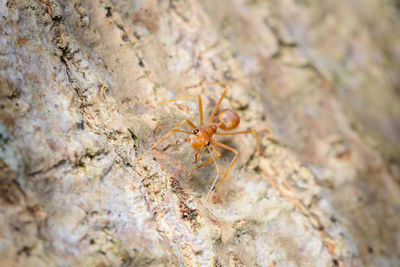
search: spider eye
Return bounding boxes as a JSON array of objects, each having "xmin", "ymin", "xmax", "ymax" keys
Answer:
[
  {"xmin": 193, "ymin": 129, "xmax": 199, "ymax": 134},
  {"xmin": 206, "ymin": 142, "xmax": 210, "ymax": 146}
]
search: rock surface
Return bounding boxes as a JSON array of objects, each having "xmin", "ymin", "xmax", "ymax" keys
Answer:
[{"xmin": 0, "ymin": 0, "xmax": 399, "ymax": 266}]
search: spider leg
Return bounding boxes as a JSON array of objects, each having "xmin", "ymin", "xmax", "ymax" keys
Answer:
[
  {"xmin": 215, "ymin": 129, "xmax": 261, "ymax": 154},
  {"xmin": 206, "ymin": 82, "xmax": 229, "ymax": 125},
  {"xmin": 189, "ymin": 144, "xmax": 221, "ymax": 178},
  {"xmin": 176, "ymin": 138, "xmax": 190, "ymax": 145},
  {"xmin": 173, "ymin": 130, "xmax": 192, "ymax": 134},
  {"xmin": 158, "ymin": 94, "xmax": 204, "ymax": 127},
  {"xmin": 211, "ymin": 140, "xmax": 239, "ymax": 191},
  {"xmin": 193, "ymin": 151, "xmax": 200, "ymax": 164},
  {"xmin": 151, "ymin": 120, "xmax": 196, "ymax": 149}
]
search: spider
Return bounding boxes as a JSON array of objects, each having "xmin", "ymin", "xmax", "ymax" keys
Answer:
[{"xmin": 151, "ymin": 82, "xmax": 261, "ymax": 196}]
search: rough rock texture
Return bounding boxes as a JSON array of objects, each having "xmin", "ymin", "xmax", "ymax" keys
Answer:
[{"xmin": 1, "ymin": 0, "xmax": 399, "ymax": 266}]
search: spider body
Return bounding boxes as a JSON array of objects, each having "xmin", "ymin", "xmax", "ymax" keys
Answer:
[
  {"xmin": 189, "ymin": 126, "xmax": 214, "ymax": 151},
  {"xmin": 151, "ymin": 82, "xmax": 260, "ymax": 195},
  {"xmin": 217, "ymin": 109, "xmax": 240, "ymax": 130}
]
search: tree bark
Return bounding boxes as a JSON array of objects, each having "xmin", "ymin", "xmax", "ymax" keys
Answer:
[{"xmin": 1, "ymin": 0, "xmax": 399, "ymax": 266}]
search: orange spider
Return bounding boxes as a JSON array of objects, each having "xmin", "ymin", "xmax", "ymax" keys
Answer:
[{"xmin": 151, "ymin": 82, "xmax": 260, "ymax": 196}]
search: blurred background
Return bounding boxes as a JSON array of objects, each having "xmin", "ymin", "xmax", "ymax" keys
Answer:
[{"xmin": 1, "ymin": 0, "xmax": 399, "ymax": 266}]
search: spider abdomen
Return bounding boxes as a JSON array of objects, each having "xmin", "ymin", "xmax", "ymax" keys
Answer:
[{"xmin": 217, "ymin": 109, "xmax": 240, "ymax": 130}]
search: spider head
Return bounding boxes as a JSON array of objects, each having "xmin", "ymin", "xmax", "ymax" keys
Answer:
[{"xmin": 189, "ymin": 128, "xmax": 210, "ymax": 150}]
